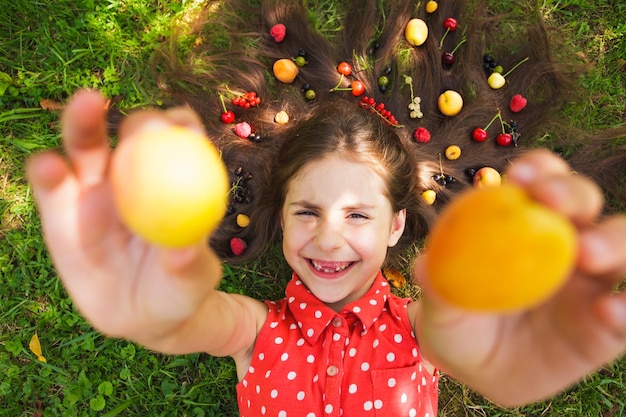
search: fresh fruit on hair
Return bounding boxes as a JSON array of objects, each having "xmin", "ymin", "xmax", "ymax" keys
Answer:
[
  {"xmin": 234, "ymin": 122, "xmax": 252, "ymax": 139},
  {"xmin": 232, "ymin": 91, "xmax": 261, "ymax": 108},
  {"xmin": 219, "ymin": 93, "xmax": 235, "ymax": 124},
  {"xmin": 425, "ymin": 0, "xmax": 438, "ymax": 13},
  {"xmin": 359, "ymin": 96, "xmax": 400, "ymax": 127},
  {"xmin": 304, "ymin": 88, "xmax": 316, "ymax": 101},
  {"xmin": 230, "ymin": 237, "xmax": 248, "ymax": 256},
  {"xmin": 274, "ymin": 110, "xmax": 289, "ymax": 124},
  {"xmin": 269, "ymin": 23, "xmax": 286, "ymax": 42},
  {"xmin": 295, "ymin": 56, "xmax": 307, "ymax": 67},
  {"xmin": 472, "ymin": 110, "xmax": 502, "ymax": 142},
  {"xmin": 421, "ymin": 189, "xmax": 437, "ymax": 205},
  {"xmin": 509, "ymin": 94, "xmax": 528, "ymax": 113},
  {"xmin": 425, "ymin": 184, "xmax": 577, "ymax": 312},
  {"xmin": 220, "ymin": 111, "xmax": 235, "ymax": 124},
  {"xmin": 273, "ymin": 58, "xmax": 299, "ymax": 83},
  {"xmin": 487, "ymin": 73, "xmax": 506, "ymax": 89},
  {"xmin": 437, "ymin": 90, "xmax": 463, "ymax": 116},
  {"xmin": 413, "ymin": 126, "xmax": 431, "ymax": 143},
  {"xmin": 487, "ymin": 57, "xmax": 529, "ymax": 89},
  {"xmin": 350, "ymin": 80, "xmax": 365, "ymax": 96},
  {"xmin": 496, "ymin": 132, "xmax": 513, "ymax": 147},
  {"xmin": 445, "ymin": 145, "xmax": 461, "ymax": 160},
  {"xmin": 110, "ymin": 125, "xmax": 229, "ymax": 247},
  {"xmin": 473, "ymin": 166, "xmax": 501, "ymax": 188},
  {"xmin": 439, "ymin": 17, "xmax": 458, "ymax": 49},
  {"xmin": 236, "ymin": 214, "xmax": 250, "ymax": 228},
  {"xmin": 337, "ymin": 61, "xmax": 353, "ymax": 76},
  {"xmin": 441, "ymin": 37, "xmax": 466, "ymax": 67},
  {"xmin": 405, "ymin": 18, "xmax": 428, "ymax": 46},
  {"xmin": 472, "ymin": 127, "xmax": 488, "ymax": 142}
]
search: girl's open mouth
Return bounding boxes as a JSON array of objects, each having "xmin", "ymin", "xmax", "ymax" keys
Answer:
[{"xmin": 308, "ymin": 259, "xmax": 354, "ymax": 274}]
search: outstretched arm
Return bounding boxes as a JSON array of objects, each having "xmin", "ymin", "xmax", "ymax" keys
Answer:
[
  {"xmin": 413, "ymin": 150, "xmax": 626, "ymax": 407},
  {"xmin": 27, "ymin": 90, "xmax": 267, "ymax": 357}
]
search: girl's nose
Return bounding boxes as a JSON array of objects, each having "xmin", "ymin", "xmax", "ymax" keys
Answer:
[{"xmin": 314, "ymin": 218, "xmax": 344, "ymax": 251}]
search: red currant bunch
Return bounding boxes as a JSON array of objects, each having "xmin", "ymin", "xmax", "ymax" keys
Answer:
[
  {"xmin": 359, "ymin": 96, "xmax": 400, "ymax": 127},
  {"xmin": 232, "ymin": 91, "xmax": 262, "ymax": 108}
]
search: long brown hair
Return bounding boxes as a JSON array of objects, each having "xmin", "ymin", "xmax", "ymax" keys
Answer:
[{"xmin": 146, "ymin": 0, "xmax": 626, "ymax": 262}]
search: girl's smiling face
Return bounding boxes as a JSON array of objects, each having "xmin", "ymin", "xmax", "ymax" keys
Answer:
[{"xmin": 281, "ymin": 155, "xmax": 406, "ymax": 311}]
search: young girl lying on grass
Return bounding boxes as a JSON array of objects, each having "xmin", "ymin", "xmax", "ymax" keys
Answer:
[{"xmin": 27, "ymin": 0, "xmax": 626, "ymax": 415}]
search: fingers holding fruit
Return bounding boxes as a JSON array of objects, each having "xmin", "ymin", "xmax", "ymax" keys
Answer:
[
  {"xmin": 506, "ymin": 150, "xmax": 603, "ymax": 227},
  {"xmin": 61, "ymin": 90, "xmax": 110, "ymax": 188},
  {"xmin": 578, "ymin": 216, "xmax": 626, "ymax": 284}
]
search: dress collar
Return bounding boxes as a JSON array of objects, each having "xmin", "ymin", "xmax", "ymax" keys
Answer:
[{"xmin": 285, "ymin": 271, "xmax": 391, "ymax": 345}]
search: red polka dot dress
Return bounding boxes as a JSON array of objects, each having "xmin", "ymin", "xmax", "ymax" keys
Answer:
[{"xmin": 236, "ymin": 271, "xmax": 439, "ymax": 416}]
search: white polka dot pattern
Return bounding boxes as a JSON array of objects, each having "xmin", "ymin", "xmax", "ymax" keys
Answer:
[{"xmin": 236, "ymin": 272, "xmax": 438, "ymax": 417}]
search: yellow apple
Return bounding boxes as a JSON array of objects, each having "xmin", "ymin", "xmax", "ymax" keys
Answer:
[
  {"xmin": 473, "ymin": 166, "xmax": 501, "ymax": 188},
  {"xmin": 110, "ymin": 125, "xmax": 229, "ymax": 247},
  {"xmin": 437, "ymin": 90, "xmax": 463, "ymax": 116},
  {"xmin": 425, "ymin": 184, "xmax": 577, "ymax": 311},
  {"xmin": 405, "ymin": 18, "xmax": 428, "ymax": 46}
]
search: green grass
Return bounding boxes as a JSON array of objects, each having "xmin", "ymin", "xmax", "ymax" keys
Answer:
[{"xmin": 1, "ymin": 0, "xmax": 625, "ymax": 416}]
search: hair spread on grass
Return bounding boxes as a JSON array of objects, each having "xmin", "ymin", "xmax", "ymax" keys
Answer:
[{"xmin": 144, "ymin": 0, "xmax": 626, "ymax": 264}]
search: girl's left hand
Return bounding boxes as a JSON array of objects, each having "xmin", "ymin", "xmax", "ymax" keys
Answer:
[{"xmin": 415, "ymin": 149, "xmax": 626, "ymax": 407}]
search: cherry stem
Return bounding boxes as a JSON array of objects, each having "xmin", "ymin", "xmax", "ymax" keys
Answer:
[
  {"xmin": 499, "ymin": 113, "xmax": 506, "ymax": 133},
  {"xmin": 438, "ymin": 153, "xmax": 444, "ymax": 176},
  {"xmin": 403, "ymin": 75, "xmax": 415, "ymax": 102},
  {"xmin": 450, "ymin": 37, "xmax": 466, "ymax": 55},
  {"xmin": 503, "ymin": 56, "xmax": 529, "ymax": 78},
  {"xmin": 439, "ymin": 29, "xmax": 449, "ymax": 49},
  {"xmin": 483, "ymin": 110, "xmax": 502, "ymax": 130},
  {"xmin": 330, "ymin": 74, "xmax": 346, "ymax": 91},
  {"xmin": 219, "ymin": 93, "xmax": 227, "ymax": 113}
]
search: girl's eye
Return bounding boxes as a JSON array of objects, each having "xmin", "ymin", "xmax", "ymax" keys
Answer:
[
  {"xmin": 348, "ymin": 213, "xmax": 369, "ymax": 220},
  {"xmin": 296, "ymin": 210, "xmax": 317, "ymax": 217}
]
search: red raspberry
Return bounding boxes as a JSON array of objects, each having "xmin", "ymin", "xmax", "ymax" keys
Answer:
[
  {"xmin": 234, "ymin": 122, "xmax": 252, "ymax": 138},
  {"xmin": 509, "ymin": 94, "xmax": 527, "ymax": 113},
  {"xmin": 230, "ymin": 237, "xmax": 248, "ymax": 256},
  {"xmin": 413, "ymin": 127, "xmax": 431, "ymax": 143},
  {"xmin": 269, "ymin": 24, "xmax": 286, "ymax": 42}
]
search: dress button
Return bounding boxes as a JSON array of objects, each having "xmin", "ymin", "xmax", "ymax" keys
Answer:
[
  {"xmin": 327, "ymin": 365, "xmax": 339, "ymax": 376},
  {"xmin": 332, "ymin": 317, "xmax": 343, "ymax": 327}
]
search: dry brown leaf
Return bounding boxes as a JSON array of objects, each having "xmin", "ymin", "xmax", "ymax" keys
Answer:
[
  {"xmin": 382, "ymin": 267, "xmax": 407, "ymax": 289},
  {"xmin": 39, "ymin": 99, "xmax": 64, "ymax": 111}
]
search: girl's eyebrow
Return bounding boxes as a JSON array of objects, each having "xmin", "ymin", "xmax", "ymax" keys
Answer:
[{"xmin": 288, "ymin": 200, "xmax": 376, "ymax": 210}]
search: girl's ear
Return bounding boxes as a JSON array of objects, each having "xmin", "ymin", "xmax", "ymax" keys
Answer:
[{"xmin": 387, "ymin": 209, "xmax": 407, "ymax": 247}]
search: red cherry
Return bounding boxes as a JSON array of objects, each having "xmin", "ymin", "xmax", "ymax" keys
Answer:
[
  {"xmin": 472, "ymin": 127, "xmax": 488, "ymax": 142},
  {"xmin": 442, "ymin": 51, "xmax": 455, "ymax": 66},
  {"xmin": 351, "ymin": 80, "xmax": 365, "ymax": 96},
  {"xmin": 337, "ymin": 61, "xmax": 353, "ymax": 76},
  {"xmin": 444, "ymin": 17, "xmax": 458, "ymax": 31},
  {"xmin": 496, "ymin": 133, "xmax": 513, "ymax": 146},
  {"xmin": 220, "ymin": 111, "xmax": 235, "ymax": 124}
]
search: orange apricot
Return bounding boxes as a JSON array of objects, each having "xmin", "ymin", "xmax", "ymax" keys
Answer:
[
  {"xmin": 273, "ymin": 58, "xmax": 299, "ymax": 83},
  {"xmin": 111, "ymin": 125, "xmax": 229, "ymax": 247},
  {"xmin": 425, "ymin": 184, "xmax": 577, "ymax": 312}
]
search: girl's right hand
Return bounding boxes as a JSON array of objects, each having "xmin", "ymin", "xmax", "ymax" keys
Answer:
[{"xmin": 27, "ymin": 90, "xmax": 224, "ymax": 349}]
